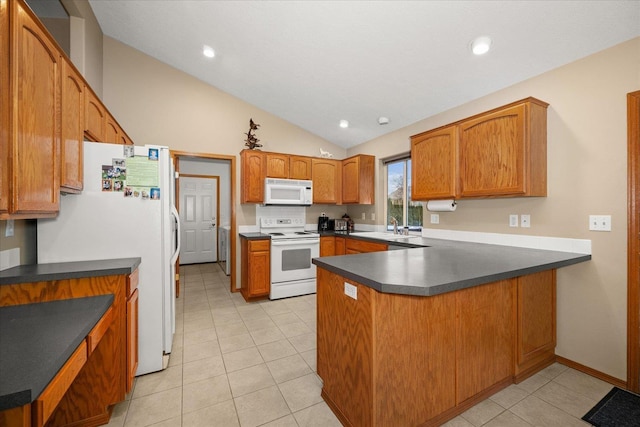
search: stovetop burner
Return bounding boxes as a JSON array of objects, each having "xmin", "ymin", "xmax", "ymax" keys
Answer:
[{"xmin": 259, "ymin": 217, "xmax": 319, "ymax": 240}]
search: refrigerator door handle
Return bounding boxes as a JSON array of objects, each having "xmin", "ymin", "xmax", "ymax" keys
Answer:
[{"xmin": 170, "ymin": 205, "xmax": 181, "ymax": 264}]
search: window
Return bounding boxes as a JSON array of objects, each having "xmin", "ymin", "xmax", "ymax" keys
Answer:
[{"xmin": 386, "ymin": 158, "xmax": 422, "ymax": 232}]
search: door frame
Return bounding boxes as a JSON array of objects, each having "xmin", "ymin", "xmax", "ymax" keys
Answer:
[
  {"xmin": 628, "ymin": 90, "xmax": 640, "ymax": 393},
  {"xmin": 179, "ymin": 173, "xmax": 221, "ymax": 264},
  {"xmin": 172, "ymin": 151, "xmax": 236, "ymax": 295}
]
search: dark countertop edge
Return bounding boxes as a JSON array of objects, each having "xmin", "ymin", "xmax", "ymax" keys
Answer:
[
  {"xmin": 0, "ymin": 257, "xmax": 141, "ymax": 285},
  {"xmin": 0, "ymin": 294, "xmax": 114, "ymax": 411},
  {"xmin": 239, "ymin": 232, "xmax": 271, "ymax": 240},
  {"xmin": 313, "ymin": 253, "xmax": 591, "ymax": 297}
]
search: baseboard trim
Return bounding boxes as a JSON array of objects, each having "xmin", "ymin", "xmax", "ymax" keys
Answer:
[{"xmin": 556, "ymin": 356, "xmax": 628, "ymax": 390}]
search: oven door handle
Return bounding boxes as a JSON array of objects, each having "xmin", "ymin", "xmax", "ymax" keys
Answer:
[{"xmin": 271, "ymin": 238, "xmax": 320, "ymax": 246}]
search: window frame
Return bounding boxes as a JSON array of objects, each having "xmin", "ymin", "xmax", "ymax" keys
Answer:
[{"xmin": 384, "ymin": 157, "xmax": 422, "ymax": 232}]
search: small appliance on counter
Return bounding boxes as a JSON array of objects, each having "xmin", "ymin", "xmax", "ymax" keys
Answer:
[
  {"xmin": 318, "ymin": 214, "xmax": 330, "ymax": 232},
  {"xmin": 334, "ymin": 218, "xmax": 348, "ymax": 231}
]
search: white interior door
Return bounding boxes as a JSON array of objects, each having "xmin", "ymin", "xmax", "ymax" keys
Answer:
[{"xmin": 179, "ymin": 176, "xmax": 218, "ymax": 264}]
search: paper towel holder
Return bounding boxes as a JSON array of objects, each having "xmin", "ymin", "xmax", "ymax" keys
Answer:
[{"xmin": 426, "ymin": 199, "xmax": 457, "ymax": 212}]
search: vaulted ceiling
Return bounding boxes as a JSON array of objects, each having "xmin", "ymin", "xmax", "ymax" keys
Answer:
[{"xmin": 87, "ymin": 1, "xmax": 640, "ymax": 148}]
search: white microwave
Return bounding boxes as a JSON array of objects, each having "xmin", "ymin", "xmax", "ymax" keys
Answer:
[{"xmin": 264, "ymin": 178, "xmax": 313, "ymax": 206}]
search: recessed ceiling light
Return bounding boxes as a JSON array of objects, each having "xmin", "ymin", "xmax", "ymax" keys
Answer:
[
  {"xmin": 470, "ymin": 36, "xmax": 492, "ymax": 55},
  {"xmin": 339, "ymin": 120, "xmax": 349, "ymax": 128},
  {"xmin": 203, "ymin": 45, "xmax": 215, "ymax": 58}
]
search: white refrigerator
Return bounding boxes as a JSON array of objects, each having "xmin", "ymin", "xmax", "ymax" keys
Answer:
[{"xmin": 37, "ymin": 141, "xmax": 181, "ymax": 376}]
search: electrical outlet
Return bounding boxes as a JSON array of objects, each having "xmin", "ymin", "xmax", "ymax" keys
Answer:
[
  {"xmin": 589, "ymin": 215, "xmax": 612, "ymax": 231},
  {"xmin": 509, "ymin": 214, "xmax": 518, "ymax": 227},
  {"xmin": 361, "ymin": 212, "xmax": 366, "ymax": 220},
  {"xmin": 371, "ymin": 213, "xmax": 376, "ymax": 221},
  {"xmin": 520, "ymin": 214, "xmax": 531, "ymax": 228},
  {"xmin": 430, "ymin": 214, "xmax": 439, "ymax": 224},
  {"xmin": 344, "ymin": 282, "xmax": 357, "ymax": 300}
]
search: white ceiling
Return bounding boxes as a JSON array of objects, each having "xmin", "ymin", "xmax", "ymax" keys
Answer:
[{"xmin": 87, "ymin": 1, "xmax": 640, "ymax": 149}]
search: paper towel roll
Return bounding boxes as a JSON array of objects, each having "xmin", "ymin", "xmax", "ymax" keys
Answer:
[{"xmin": 426, "ymin": 199, "xmax": 457, "ymax": 212}]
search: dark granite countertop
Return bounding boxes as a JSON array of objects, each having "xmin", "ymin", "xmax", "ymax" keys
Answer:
[
  {"xmin": 0, "ymin": 257, "xmax": 141, "ymax": 286},
  {"xmin": 239, "ymin": 232, "xmax": 271, "ymax": 240},
  {"xmin": 313, "ymin": 237, "xmax": 591, "ymax": 296},
  {"xmin": 0, "ymin": 294, "xmax": 114, "ymax": 411}
]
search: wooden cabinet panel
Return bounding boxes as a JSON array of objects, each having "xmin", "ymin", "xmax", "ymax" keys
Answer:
[
  {"xmin": 240, "ymin": 237, "xmax": 270, "ymax": 300},
  {"xmin": 459, "ymin": 99, "xmax": 547, "ymax": 197},
  {"xmin": 105, "ymin": 114, "xmax": 120, "ymax": 144},
  {"xmin": 266, "ymin": 152, "xmax": 289, "ymax": 178},
  {"xmin": 32, "ymin": 341, "xmax": 87, "ymax": 427},
  {"xmin": 341, "ymin": 154, "xmax": 375, "ymax": 204},
  {"xmin": 374, "ymin": 290, "xmax": 457, "ymax": 425},
  {"xmin": 0, "ymin": 0, "xmax": 9, "ymax": 215},
  {"xmin": 345, "ymin": 237, "xmax": 387, "ymax": 254},
  {"xmin": 456, "ymin": 280, "xmax": 514, "ymax": 404},
  {"xmin": 85, "ymin": 89, "xmax": 106, "ymax": 142},
  {"xmin": 320, "ymin": 236, "xmax": 335, "ymax": 256},
  {"xmin": 289, "ymin": 155, "xmax": 312, "ymax": 180},
  {"xmin": 9, "ymin": 1, "xmax": 60, "ymax": 216},
  {"xmin": 516, "ymin": 270, "xmax": 556, "ymax": 380},
  {"xmin": 335, "ymin": 237, "xmax": 345, "ymax": 255},
  {"xmin": 317, "ymin": 268, "xmax": 374, "ymax": 426},
  {"xmin": 241, "ymin": 150, "xmax": 266, "ymax": 203},
  {"xmin": 312, "ymin": 158, "xmax": 341, "ymax": 204},
  {"xmin": 411, "ymin": 125, "xmax": 458, "ymax": 200},
  {"xmin": 126, "ymin": 288, "xmax": 139, "ymax": 393},
  {"xmin": 460, "ymin": 104, "xmax": 526, "ymax": 197},
  {"xmin": 87, "ymin": 305, "xmax": 114, "ymax": 355},
  {"xmin": 60, "ymin": 59, "xmax": 84, "ymax": 193}
]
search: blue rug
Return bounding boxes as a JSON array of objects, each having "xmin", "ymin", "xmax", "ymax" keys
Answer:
[{"xmin": 582, "ymin": 387, "xmax": 640, "ymax": 426}]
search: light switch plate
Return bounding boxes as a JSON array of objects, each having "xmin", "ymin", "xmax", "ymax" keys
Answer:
[
  {"xmin": 509, "ymin": 214, "xmax": 518, "ymax": 227},
  {"xmin": 430, "ymin": 214, "xmax": 440, "ymax": 224}
]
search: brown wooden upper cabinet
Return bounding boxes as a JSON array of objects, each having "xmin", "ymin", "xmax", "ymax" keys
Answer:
[
  {"xmin": 289, "ymin": 155, "xmax": 312, "ymax": 180},
  {"xmin": 311, "ymin": 158, "xmax": 341, "ymax": 204},
  {"xmin": 411, "ymin": 97, "xmax": 548, "ymax": 201},
  {"xmin": 0, "ymin": 0, "xmax": 10, "ymax": 215},
  {"xmin": 411, "ymin": 125, "xmax": 458, "ymax": 200},
  {"xmin": 266, "ymin": 152, "xmax": 289, "ymax": 178},
  {"xmin": 266, "ymin": 152, "xmax": 313, "ymax": 180},
  {"xmin": 241, "ymin": 150, "xmax": 266, "ymax": 203},
  {"xmin": 1, "ymin": 0, "xmax": 61, "ymax": 219},
  {"xmin": 60, "ymin": 58, "xmax": 84, "ymax": 193},
  {"xmin": 85, "ymin": 89, "xmax": 106, "ymax": 142},
  {"xmin": 341, "ymin": 154, "xmax": 375, "ymax": 204}
]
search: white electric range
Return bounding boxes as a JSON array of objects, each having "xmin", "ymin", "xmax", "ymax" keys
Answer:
[{"xmin": 260, "ymin": 217, "xmax": 320, "ymax": 299}]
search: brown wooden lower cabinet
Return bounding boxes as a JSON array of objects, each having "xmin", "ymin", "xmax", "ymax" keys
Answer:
[
  {"xmin": 0, "ymin": 270, "xmax": 138, "ymax": 427},
  {"xmin": 240, "ymin": 237, "xmax": 271, "ymax": 301},
  {"xmin": 320, "ymin": 235, "xmax": 386, "ymax": 257},
  {"xmin": 319, "ymin": 236, "xmax": 335, "ymax": 257},
  {"xmin": 317, "ymin": 267, "xmax": 556, "ymax": 426}
]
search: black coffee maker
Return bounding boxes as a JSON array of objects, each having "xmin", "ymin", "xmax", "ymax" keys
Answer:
[{"xmin": 318, "ymin": 214, "xmax": 330, "ymax": 232}]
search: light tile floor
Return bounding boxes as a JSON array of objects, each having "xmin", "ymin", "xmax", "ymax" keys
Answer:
[{"xmin": 107, "ymin": 263, "xmax": 615, "ymax": 427}]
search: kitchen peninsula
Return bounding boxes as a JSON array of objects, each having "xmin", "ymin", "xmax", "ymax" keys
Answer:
[{"xmin": 312, "ymin": 237, "xmax": 590, "ymax": 426}]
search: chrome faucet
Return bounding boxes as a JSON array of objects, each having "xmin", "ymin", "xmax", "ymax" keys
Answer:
[{"xmin": 390, "ymin": 217, "xmax": 398, "ymax": 234}]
